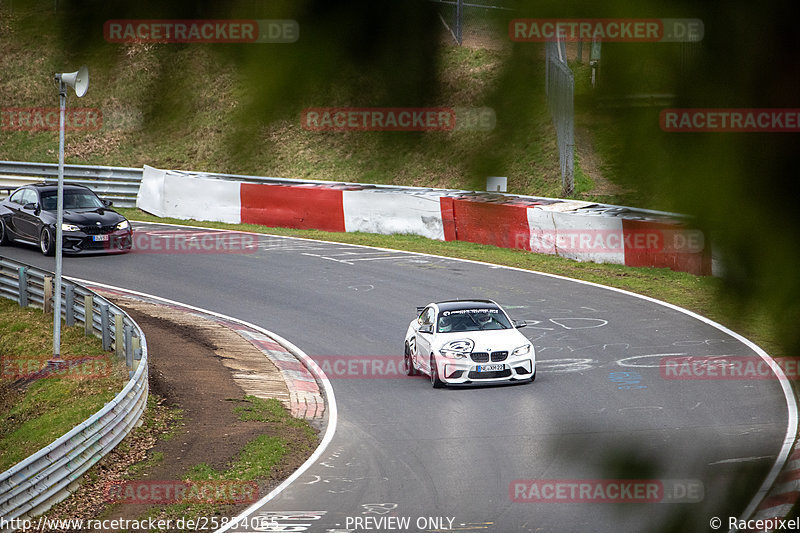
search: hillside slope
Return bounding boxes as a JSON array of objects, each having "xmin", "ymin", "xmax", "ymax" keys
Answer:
[{"xmin": 0, "ymin": 1, "xmax": 625, "ymax": 203}]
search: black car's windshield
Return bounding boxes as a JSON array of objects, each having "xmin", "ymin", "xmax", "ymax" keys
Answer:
[
  {"xmin": 41, "ymin": 190, "xmax": 104, "ymax": 211},
  {"xmin": 437, "ymin": 308, "xmax": 512, "ymax": 333}
]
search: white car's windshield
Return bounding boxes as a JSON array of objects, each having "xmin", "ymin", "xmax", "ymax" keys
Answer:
[{"xmin": 437, "ymin": 308, "xmax": 512, "ymax": 333}]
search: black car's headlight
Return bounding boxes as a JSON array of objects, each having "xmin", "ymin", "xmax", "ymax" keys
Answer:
[
  {"xmin": 115, "ymin": 220, "xmax": 130, "ymax": 230},
  {"xmin": 439, "ymin": 339, "xmax": 474, "ymax": 359},
  {"xmin": 61, "ymin": 223, "xmax": 81, "ymax": 232},
  {"xmin": 512, "ymin": 343, "xmax": 532, "ymax": 357}
]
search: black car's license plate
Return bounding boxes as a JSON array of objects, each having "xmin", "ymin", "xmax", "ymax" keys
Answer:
[
  {"xmin": 93, "ymin": 234, "xmax": 110, "ymax": 241},
  {"xmin": 477, "ymin": 364, "xmax": 504, "ymax": 372}
]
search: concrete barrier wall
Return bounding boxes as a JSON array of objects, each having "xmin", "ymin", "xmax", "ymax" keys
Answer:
[
  {"xmin": 136, "ymin": 165, "xmax": 167, "ymax": 217},
  {"xmin": 138, "ymin": 166, "xmax": 241, "ymax": 223},
  {"xmin": 343, "ymin": 190, "xmax": 445, "ymax": 240},
  {"xmin": 136, "ymin": 165, "xmax": 711, "ymax": 275},
  {"xmin": 241, "ymin": 183, "xmax": 343, "ymax": 231}
]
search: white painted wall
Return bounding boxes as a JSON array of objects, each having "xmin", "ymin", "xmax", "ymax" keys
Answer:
[
  {"xmin": 342, "ymin": 190, "xmax": 445, "ymax": 240},
  {"xmin": 162, "ymin": 173, "xmax": 241, "ymax": 224},
  {"xmin": 136, "ymin": 165, "xmax": 167, "ymax": 216}
]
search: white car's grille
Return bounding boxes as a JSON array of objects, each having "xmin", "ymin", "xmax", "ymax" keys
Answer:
[
  {"xmin": 471, "ymin": 352, "xmax": 490, "ymax": 363},
  {"xmin": 470, "ymin": 351, "xmax": 509, "ymax": 363},
  {"xmin": 491, "ymin": 351, "xmax": 508, "ymax": 362}
]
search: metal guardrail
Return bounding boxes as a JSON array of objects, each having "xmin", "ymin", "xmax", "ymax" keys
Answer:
[
  {"xmin": 0, "ymin": 256, "xmax": 148, "ymax": 531},
  {"xmin": 0, "ymin": 161, "xmax": 142, "ymax": 208}
]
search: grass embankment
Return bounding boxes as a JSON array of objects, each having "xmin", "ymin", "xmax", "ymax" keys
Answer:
[
  {"xmin": 118, "ymin": 208, "xmax": 785, "ymax": 359},
  {"xmin": 0, "ymin": 2, "xmax": 633, "ymax": 206},
  {"xmin": 0, "ymin": 298, "xmax": 127, "ymax": 471}
]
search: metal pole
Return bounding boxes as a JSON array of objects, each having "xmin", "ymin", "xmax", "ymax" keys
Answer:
[
  {"xmin": 455, "ymin": 0, "xmax": 463, "ymax": 45},
  {"xmin": 53, "ymin": 79, "xmax": 66, "ymax": 360}
]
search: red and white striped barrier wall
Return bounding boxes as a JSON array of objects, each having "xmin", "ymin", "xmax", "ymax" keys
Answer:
[{"xmin": 136, "ymin": 166, "xmax": 711, "ymax": 275}]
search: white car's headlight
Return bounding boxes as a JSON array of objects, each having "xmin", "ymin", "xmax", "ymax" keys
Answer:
[
  {"xmin": 116, "ymin": 220, "xmax": 130, "ymax": 230},
  {"xmin": 440, "ymin": 339, "xmax": 474, "ymax": 359},
  {"xmin": 512, "ymin": 343, "xmax": 532, "ymax": 357},
  {"xmin": 61, "ymin": 223, "xmax": 80, "ymax": 232}
]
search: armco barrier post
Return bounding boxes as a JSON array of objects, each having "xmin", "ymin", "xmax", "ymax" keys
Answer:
[
  {"xmin": 18, "ymin": 266, "xmax": 28, "ymax": 307},
  {"xmin": 84, "ymin": 294, "xmax": 94, "ymax": 336},
  {"xmin": 115, "ymin": 314, "xmax": 124, "ymax": 359},
  {"xmin": 65, "ymin": 284, "xmax": 75, "ymax": 327},
  {"xmin": 133, "ymin": 335, "xmax": 141, "ymax": 361},
  {"xmin": 124, "ymin": 324, "xmax": 133, "ymax": 369},
  {"xmin": 100, "ymin": 303, "xmax": 110, "ymax": 351},
  {"xmin": 44, "ymin": 275, "xmax": 53, "ymax": 313}
]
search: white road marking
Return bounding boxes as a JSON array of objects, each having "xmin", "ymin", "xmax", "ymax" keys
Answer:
[{"xmin": 709, "ymin": 456, "xmax": 774, "ymax": 465}]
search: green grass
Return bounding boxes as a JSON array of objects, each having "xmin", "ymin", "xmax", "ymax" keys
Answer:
[
  {"xmin": 127, "ymin": 396, "xmax": 317, "ymax": 532},
  {"xmin": 234, "ymin": 395, "xmax": 317, "ymax": 441},
  {"xmin": 0, "ymin": 298, "xmax": 126, "ymax": 471},
  {"xmin": 118, "ymin": 208, "xmax": 783, "ymax": 358}
]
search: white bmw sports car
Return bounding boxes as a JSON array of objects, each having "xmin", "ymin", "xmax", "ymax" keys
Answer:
[{"xmin": 403, "ymin": 299, "xmax": 536, "ymax": 388}]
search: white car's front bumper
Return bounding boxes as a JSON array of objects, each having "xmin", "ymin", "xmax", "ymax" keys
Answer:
[{"xmin": 435, "ymin": 353, "xmax": 535, "ymax": 384}]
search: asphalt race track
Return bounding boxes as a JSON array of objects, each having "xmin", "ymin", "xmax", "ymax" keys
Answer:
[{"xmin": 1, "ymin": 222, "xmax": 793, "ymax": 532}]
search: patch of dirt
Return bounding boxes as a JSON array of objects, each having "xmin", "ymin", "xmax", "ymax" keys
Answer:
[{"xmin": 36, "ymin": 301, "xmax": 318, "ymax": 532}]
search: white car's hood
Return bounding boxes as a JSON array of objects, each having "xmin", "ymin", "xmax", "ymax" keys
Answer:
[{"xmin": 434, "ymin": 328, "xmax": 530, "ymax": 352}]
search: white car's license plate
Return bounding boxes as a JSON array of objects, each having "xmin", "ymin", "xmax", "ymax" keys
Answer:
[
  {"xmin": 477, "ymin": 364, "xmax": 504, "ymax": 372},
  {"xmin": 93, "ymin": 234, "xmax": 110, "ymax": 241}
]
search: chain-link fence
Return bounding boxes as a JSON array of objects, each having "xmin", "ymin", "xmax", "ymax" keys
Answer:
[
  {"xmin": 545, "ymin": 39, "xmax": 575, "ymax": 197},
  {"xmin": 431, "ymin": 0, "xmax": 514, "ymax": 49}
]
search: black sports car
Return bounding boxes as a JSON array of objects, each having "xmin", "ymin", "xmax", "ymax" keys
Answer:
[{"xmin": 0, "ymin": 183, "xmax": 132, "ymax": 255}]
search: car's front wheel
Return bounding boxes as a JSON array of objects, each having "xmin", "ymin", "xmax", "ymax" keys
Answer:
[
  {"xmin": 430, "ymin": 355, "xmax": 445, "ymax": 388},
  {"xmin": 0, "ymin": 219, "xmax": 8, "ymax": 245},
  {"xmin": 403, "ymin": 342, "xmax": 418, "ymax": 376},
  {"xmin": 39, "ymin": 227, "xmax": 55, "ymax": 256}
]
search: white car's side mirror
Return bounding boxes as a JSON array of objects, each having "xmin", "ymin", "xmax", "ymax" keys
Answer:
[{"xmin": 419, "ymin": 324, "xmax": 433, "ymax": 334}]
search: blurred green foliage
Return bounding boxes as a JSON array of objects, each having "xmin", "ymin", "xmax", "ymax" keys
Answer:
[{"xmin": 2, "ymin": 0, "xmax": 797, "ymax": 527}]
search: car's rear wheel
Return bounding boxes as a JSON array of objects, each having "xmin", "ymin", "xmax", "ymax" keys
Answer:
[
  {"xmin": 403, "ymin": 342, "xmax": 418, "ymax": 376},
  {"xmin": 430, "ymin": 355, "xmax": 445, "ymax": 388},
  {"xmin": 39, "ymin": 227, "xmax": 55, "ymax": 256}
]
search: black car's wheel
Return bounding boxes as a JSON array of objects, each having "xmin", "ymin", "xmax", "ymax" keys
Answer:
[
  {"xmin": 430, "ymin": 355, "xmax": 445, "ymax": 388},
  {"xmin": 403, "ymin": 342, "xmax": 418, "ymax": 376},
  {"xmin": 39, "ymin": 227, "xmax": 55, "ymax": 256},
  {"xmin": 0, "ymin": 219, "xmax": 8, "ymax": 245}
]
